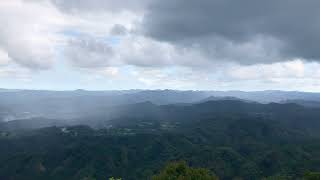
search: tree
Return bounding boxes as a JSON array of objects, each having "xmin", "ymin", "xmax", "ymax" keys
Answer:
[
  {"xmin": 304, "ymin": 172, "xmax": 320, "ymax": 180},
  {"xmin": 152, "ymin": 161, "xmax": 218, "ymax": 180}
]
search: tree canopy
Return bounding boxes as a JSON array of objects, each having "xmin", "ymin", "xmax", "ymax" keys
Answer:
[{"xmin": 152, "ymin": 161, "xmax": 218, "ymax": 180}]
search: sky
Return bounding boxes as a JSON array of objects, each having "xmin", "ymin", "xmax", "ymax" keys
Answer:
[{"xmin": 1, "ymin": 0, "xmax": 320, "ymax": 91}]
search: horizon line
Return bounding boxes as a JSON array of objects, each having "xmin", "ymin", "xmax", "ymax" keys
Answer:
[{"xmin": 1, "ymin": 88, "xmax": 320, "ymax": 93}]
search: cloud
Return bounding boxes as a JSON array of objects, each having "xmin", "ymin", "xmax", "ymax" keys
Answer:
[
  {"xmin": 64, "ymin": 35, "xmax": 115, "ymax": 68},
  {"xmin": 209, "ymin": 60, "xmax": 320, "ymax": 91},
  {"xmin": 131, "ymin": 67, "xmax": 203, "ymax": 89},
  {"xmin": 0, "ymin": 65, "xmax": 32, "ymax": 82},
  {"xmin": 3, "ymin": 0, "xmax": 320, "ymax": 71},
  {"xmin": 227, "ymin": 60, "xmax": 306, "ymax": 81},
  {"xmin": 112, "ymin": 34, "xmax": 218, "ymax": 68},
  {"xmin": 0, "ymin": 0, "xmax": 66, "ymax": 70},
  {"xmin": 141, "ymin": 0, "xmax": 320, "ymax": 64},
  {"xmin": 0, "ymin": 48, "xmax": 11, "ymax": 66},
  {"xmin": 51, "ymin": 0, "xmax": 149, "ymax": 14},
  {"xmin": 110, "ymin": 24, "xmax": 128, "ymax": 36}
]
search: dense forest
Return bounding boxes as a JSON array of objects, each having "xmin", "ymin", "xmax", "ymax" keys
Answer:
[{"xmin": 1, "ymin": 98, "xmax": 320, "ymax": 179}]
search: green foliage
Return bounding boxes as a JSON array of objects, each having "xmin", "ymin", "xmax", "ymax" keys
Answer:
[
  {"xmin": 304, "ymin": 172, "xmax": 320, "ymax": 180},
  {"xmin": 152, "ymin": 161, "xmax": 218, "ymax": 180},
  {"xmin": 109, "ymin": 177, "xmax": 122, "ymax": 180},
  {"xmin": 262, "ymin": 175, "xmax": 293, "ymax": 180}
]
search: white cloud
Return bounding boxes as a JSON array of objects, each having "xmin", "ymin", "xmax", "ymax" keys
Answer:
[
  {"xmin": 0, "ymin": 65, "xmax": 32, "ymax": 82},
  {"xmin": 0, "ymin": 0, "xmax": 66, "ymax": 69},
  {"xmin": 103, "ymin": 67, "xmax": 119, "ymax": 76},
  {"xmin": 0, "ymin": 48, "xmax": 11, "ymax": 66},
  {"xmin": 64, "ymin": 35, "xmax": 115, "ymax": 68},
  {"xmin": 131, "ymin": 67, "xmax": 211, "ymax": 89},
  {"xmin": 227, "ymin": 60, "xmax": 306, "ymax": 80}
]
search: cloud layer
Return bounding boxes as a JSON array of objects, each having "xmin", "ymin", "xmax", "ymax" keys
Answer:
[
  {"xmin": 142, "ymin": 0, "xmax": 320, "ymax": 64},
  {"xmin": 0, "ymin": 0, "xmax": 320, "ymax": 91}
]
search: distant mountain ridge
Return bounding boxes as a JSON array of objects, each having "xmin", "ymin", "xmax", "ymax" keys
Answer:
[
  {"xmin": 196, "ymin": 96, "xmax": 256, "ymax": 104},
  {"xmin": 1, "ymin": 89, "xmax": 320, "ymax": 122},
  {"xmin": 280, "ymin": 99, "xmax": 320, "ymax": 108},
  {"xmin": 2, "ymin": 99, "xmax": 320, "ymax": 137}
]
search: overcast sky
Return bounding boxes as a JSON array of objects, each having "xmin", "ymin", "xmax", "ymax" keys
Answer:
[{"xmin": 1, "ymin": 0, "xmax": 320, "ymax": 91}]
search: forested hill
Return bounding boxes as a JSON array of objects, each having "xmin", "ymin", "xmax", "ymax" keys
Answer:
[
  {"xmin": 2, "ymin": 100, "xmax": 320, "ymax": 137},
  {"xmin": 1, "ymin": 100, "xmax": 320, "ymax": 179}
]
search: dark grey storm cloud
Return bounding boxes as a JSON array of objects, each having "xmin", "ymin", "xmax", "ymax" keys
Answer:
[{"xmin": 141, "ymin": 0, "xmax": 320, "ymax": 63}]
